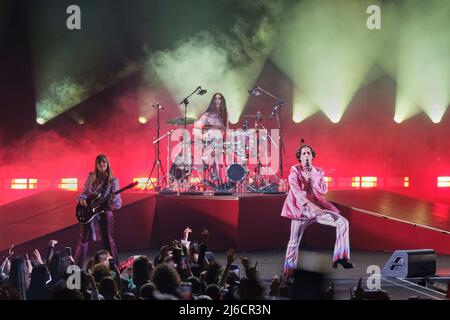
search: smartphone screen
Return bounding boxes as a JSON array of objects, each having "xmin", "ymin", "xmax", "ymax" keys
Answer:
[
  {"xmin": 109, "ymin": 258, "xmax": 115, "ymax": 268},
  {"xmin": 230, "ymin": 265, "xmax": 240, "ymax": 278},
  {"xmin": 180, "ymin": 256, "xmax": 188, "ymax": 269}
]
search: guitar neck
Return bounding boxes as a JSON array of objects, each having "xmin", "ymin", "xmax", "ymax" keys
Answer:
[
  {"xmin": 113, "ymin": 182, "xmax": 138, "ymax": 195},
  {"xmin": 96, "ymin": 182, "xmax": 138, "ymax": 206}
]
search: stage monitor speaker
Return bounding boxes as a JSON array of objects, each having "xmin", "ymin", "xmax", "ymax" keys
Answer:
[
  {"xmin": 381, "ymin": 249, "xmax": 436, "ymax": 278},
  {"xmin": 179, "ymin": 191, "xmax": 204, "ymax": 196}
]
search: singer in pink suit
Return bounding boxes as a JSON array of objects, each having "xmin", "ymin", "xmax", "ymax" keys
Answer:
[{"xmin": 282, "ymin": 142, "xmax": 354, "ymax": 282}]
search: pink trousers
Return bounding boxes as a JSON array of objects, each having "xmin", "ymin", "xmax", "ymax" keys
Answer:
[{"xmin": 283, "ymin": 209, "xmax": 350, "ymax": 280}]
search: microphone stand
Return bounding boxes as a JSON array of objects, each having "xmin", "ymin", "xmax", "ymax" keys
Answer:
[
  {"xmin": 178, "ymin": 86, "xmax": 203, "ymax": 190},
  {"xmin": 152, "ymin": 129, "xmax": 173, "ymax": 190},
  {"xmin": 146, "ymin": 103, "xmax": 167, "ymax": 191},
  {"xmin": 179, "ymin": 86, "xmax": 202, "ymax": 131},
  {"xmin": 272, "ymin": 100, "xmax": 285, "ymax": 179}
]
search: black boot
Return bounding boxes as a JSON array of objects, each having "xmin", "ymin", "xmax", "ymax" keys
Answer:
[{"xmin": 332, "ymin": 258, "xmax": 354, "ymax": 269}]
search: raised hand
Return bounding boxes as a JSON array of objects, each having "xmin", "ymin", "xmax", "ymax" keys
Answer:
[
  {"xmin": 160, "ymin": 245, "xmax": 169, "ymax": 257},
  {"xmin": 7, "ymin": 245, "xmax": 14, "ymax": 258},
  {"xmin": 33, "ymin": 249, "xmax": 44, "ymax": 264},
  {"xmin": 240, "ymin": 256, "xmax": 249, "ymax": 269},
  {"xmin": 226, "ymin": 248, "xmax": 236, "ymax": 266},
  {"xmin": 183, "ymin": 227, "xmax": 192, "ymax": 241},
  {"xmin": 171, "ymin": 240, "xmax": 182, "ymax": 253},
  {"xmin": 48, "ymin": 240, "xmax": 58, "ymax": 247},
  {"xmin": 25, "ymin": 254, "xmax": 33, "ymax": 273}
]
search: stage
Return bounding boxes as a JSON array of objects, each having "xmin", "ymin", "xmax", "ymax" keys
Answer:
[{"xmin": 1, "ymin": 189, "xmax": 450, "ymax": 258}]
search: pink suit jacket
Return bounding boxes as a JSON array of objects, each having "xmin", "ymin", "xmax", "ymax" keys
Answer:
[{"xmin": 281, "ymin": 164, "xmax": 339, "ymax": 220}]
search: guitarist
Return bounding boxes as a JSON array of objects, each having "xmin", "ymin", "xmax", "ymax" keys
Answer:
[{"xmin": 74, "ymin": 154, "xmax": 122, "ymax": 269}]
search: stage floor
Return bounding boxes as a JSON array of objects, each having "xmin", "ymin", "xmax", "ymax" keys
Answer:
[
  {"xmin": 327, "ymin": 189, "xmax": 450, "ymax": 232},
  {"xmin": 2, "ymin": 189, "xmax": 450, "ymax": 256}
]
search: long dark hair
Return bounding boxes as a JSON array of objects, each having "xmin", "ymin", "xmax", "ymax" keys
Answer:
[
  {"xmin": 133, "ymin": 256, "xmax": 152, "ymax": 287},
  {"xmin": 203, "ymin": 93, "xmax": 228, "ymax": 125},
  {"xmin": 28, "ymin": 264, "xmax": 50, "ymax": 289},
  {"xmin": 9, "ymin": 257, "xmax": 28, "ymax": 300},
  {"xmin": 48, "ymin": 250, "xmax": 71, "ymax": 284},
  {"xmin": 93, "ymin": 154, "xmax": 114, "ymax": 186},
  {"xmin": 99, "ymin": 276, "xmax": 118, "ymax": 300},
  {"xmin": 27, "ymin": 264, "xmax": 51, "ymax": 300}
]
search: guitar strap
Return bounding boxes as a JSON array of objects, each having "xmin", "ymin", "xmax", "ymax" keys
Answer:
[
  {"xmin": 89, "ymin": 178, "xmax": 110, "ymax": 240},
  {"xmin": 99, "ymin": 177, "xmax": 110, "ymax": 200}
]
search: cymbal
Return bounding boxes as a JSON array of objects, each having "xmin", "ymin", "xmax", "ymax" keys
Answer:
[{"xmin": 166, "ymin": 117, "xmax": 196, "ymax": 125}]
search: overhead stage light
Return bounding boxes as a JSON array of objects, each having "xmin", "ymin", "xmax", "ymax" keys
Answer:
[
  {"xmin": 272, "ymin": 0, "xmax": 385, "ymax": 124},
  {"xmin": 390, "ymin": 0, "xmax": 450, "ymax": 123},
  {"xmin": 138, "ymin": 116, "xmax": 148, "ymax": 124},
  {"xmin": 36, "ymin": 117, "xmax": 46, "ymax": 125}
]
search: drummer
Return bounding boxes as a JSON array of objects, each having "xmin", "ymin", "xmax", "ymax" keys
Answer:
[
  {"xmin": 194, "ymin": 93, "xmax": 228, "ymax": 130},
  {"xmin": 194, "ymin": 93, "xmax": 229, "ymax": 187}
]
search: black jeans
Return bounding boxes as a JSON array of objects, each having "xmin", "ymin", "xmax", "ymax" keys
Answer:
[{"xmin": 74, "ymin": 211, "xmax": 119, "ymax": 269}]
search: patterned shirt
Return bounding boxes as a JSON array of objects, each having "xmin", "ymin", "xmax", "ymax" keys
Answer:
[
  {"xmin": 78, "ymin": 172, "xmax": 122, "ymax": 210},
  {"xmin": 194, "ymin": 112, "xmax": 226, "ymax": 128}
]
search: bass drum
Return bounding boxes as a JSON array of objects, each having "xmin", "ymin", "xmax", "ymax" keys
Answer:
[
  {"xmin": 169, "ymin": 162, "xmax": 191, "ymax": 181},
  {"xmin": 226, "ymin": 164, "xmax": 247, "ymax": 183}
]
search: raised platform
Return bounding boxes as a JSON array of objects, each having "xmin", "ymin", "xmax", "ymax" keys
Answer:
[
  {"xmin": 1, "ymin": 189, "xmax": 450, "ymax": 257},
  {"xmin": 152, "ymin": 193, "xmax": 287, "ymax": 251}
]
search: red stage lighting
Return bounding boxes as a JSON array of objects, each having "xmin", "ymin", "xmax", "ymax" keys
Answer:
[
  {"xmin": 11, "ymin": 178, "xmax": 37, "ymax": 190},
  {"xmin": 58, "ymin": 178, "xmax": 78, "ymax": 191},
  {"xmin": 361, "ymin": 176, "xmax": 377, "ymax": 188},
  {"xmin": 437, "ymin": 177, "xmax": 450, "ymax": 188},
  {"xmin": 352, "ymin": 176, "xmax": 377, "ymax": 188},
  {"xmin": 133, "ymin": 177, "xmax": 155, "ymax": 190}
]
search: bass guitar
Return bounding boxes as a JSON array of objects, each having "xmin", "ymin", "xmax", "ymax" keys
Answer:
[{"xmin": 75, "ymin": 181, "xmax": 138, "ymax": 224}]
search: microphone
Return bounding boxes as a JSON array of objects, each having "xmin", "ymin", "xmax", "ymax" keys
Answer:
[
  {"xmin": 256, "ymin": 111, "xmax": 262, "ymax": 121},
  {"xmin": 152, "ymin": 103, "xmax": 163, "ymax": 110},
  {"xmin": 305, "ymin": 159, "xmax": 311, "ymax": 172},
  {"xmin": 197, "ymin": 87, "xmax": 207, "ymax": 95},
  {"xmin": 248, "ymin": 87, "xmax": 262, "ymax": 96},
  {"xmin": 271, "ymin": 105, "xmax": 279, "ymax": 119}
]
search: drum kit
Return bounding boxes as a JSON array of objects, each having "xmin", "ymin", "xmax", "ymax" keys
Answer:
[
  {"xmin": 147, "ymin": 85, "xmax": 287, "ymax": 194},
  {"xmin": 152, "ymin": 112, "xmax": 284, "ymax": 194}
]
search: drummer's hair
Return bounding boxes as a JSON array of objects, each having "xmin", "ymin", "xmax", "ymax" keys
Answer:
[
  {"xmin": 204, "ymin": 93, "xmax": 228, "ymax": 125},
  {"xmin": 295, "ymin": 139, "xmax": 316, "ymax": 161}
]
